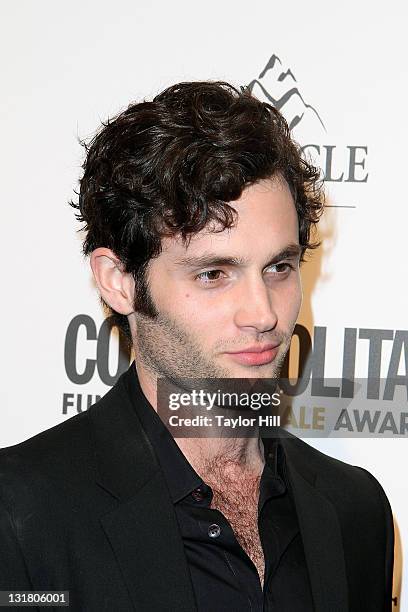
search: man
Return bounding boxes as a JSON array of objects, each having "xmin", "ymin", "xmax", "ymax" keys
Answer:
[{"xmin": 0, "ymin": 82, "xmax": 393, "ymax": 611}]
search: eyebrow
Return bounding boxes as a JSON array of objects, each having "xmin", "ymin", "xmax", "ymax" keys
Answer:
[{"xmin": 172, "ymin": 243, "xmax": 303, "ymax": 270}]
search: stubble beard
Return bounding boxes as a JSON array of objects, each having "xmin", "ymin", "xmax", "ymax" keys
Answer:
[
  {"xmin": 132, "ymin": 306, "xmax": 292, "ymax": 390},
  {"xmin": 132, "ymin": 305, "xmax": 294, "ymax": 468}
]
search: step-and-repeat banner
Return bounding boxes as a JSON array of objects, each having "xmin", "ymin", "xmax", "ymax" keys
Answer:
[{"xmin": 1, "ymin": 1, "xmax": 406, "ymax": 608}]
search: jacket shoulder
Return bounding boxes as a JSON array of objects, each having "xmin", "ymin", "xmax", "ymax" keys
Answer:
[
  {"xmin": 0, "ymin": 408, "xmax": 94, "ymax": 506},
  {"xmin": 0, "ymin": 408, "xmax": 90, "ymax": 470},
  {"xmin": 0, "ymin": 372, "xmax": 130, "ymax": 479},
  {"xmin": 282, "ymin": 433, "xmax": 393, "ymax": 516},
  {"xmin": 0, "ymin": 372, "xmax": 136, "ymax": 509}
]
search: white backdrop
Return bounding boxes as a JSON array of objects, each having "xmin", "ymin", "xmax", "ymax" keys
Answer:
[{"xmin": 1, "ymin": 1, "xmax": 406, "ymax": 608}]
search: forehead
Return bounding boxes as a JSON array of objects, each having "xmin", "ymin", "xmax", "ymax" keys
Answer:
[{"xmin": 161, "ymin": 176, "xmax": 298, "ymax": 259}]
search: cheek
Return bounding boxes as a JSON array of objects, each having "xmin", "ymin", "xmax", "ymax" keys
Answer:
[
  {"xmin": 181, "ymin": 293, "xmax": 231, "ymax": 338},
  {"xmin": 148, "ymin": 270, "xmax": 189, "ymax": 315},
  {"xmin": 289, "ymin": 284, "xmax": 303, "ymax": 319},
  {"xmin": 162, "ymin": 288, "xmax": 217, "ymax": 329},
  {"xmin": 276, "ymin": 280, "xmax": 302, "ymax": 322}
]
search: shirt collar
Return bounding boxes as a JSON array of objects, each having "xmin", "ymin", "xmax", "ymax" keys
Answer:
[{"xmin": 124, "ymin": 361, "xmax": 288, "ymax": 504}]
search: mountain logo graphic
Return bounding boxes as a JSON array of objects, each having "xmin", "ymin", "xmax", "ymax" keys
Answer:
[{"xmin": 248, "ymin": 54, "xmax": 326, "ymax": 132}]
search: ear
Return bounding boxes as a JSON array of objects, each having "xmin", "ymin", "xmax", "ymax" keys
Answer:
[{"xmin": 90, "ymin": 248, "xmax": 135, "ymax": 315}]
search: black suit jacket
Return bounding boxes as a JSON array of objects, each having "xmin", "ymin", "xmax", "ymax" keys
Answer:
[{"xmin": 0, "ymin": 366, "xmax": 394, "ymax": 611}]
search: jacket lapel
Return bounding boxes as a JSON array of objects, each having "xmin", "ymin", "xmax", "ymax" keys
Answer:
[
  {"xmin": 281, "ymin": 435, "xmax": 349, "ymax": 611},
  {"xmin": 88, "ymin": 372, "xmax": 197, "ymax": 612},
  {"xmin": 100, "ymin": 472, "xmax": 197, "ymax": 612}
]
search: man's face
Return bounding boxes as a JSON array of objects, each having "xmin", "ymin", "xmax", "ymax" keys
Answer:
[{"xmin": 131, "ymin": 175, "xmax": 302, "ymax": 382}]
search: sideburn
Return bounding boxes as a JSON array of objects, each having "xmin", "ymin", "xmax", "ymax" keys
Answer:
[{"xmin": 132, "ymin": 263, "xmax": 159, "ymax": 320}]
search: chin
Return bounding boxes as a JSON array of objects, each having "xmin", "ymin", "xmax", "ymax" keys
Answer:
[{"xmin": 230, "ymin": 364, "xmax": 281, "ymax": 379}]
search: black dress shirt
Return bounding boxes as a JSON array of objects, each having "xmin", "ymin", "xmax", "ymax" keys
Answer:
[{"xmin": 126, "ymin": 367, "xmax": 314, "ymax": 611}]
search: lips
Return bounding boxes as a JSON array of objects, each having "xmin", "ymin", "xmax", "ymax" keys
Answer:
[
  {"xmin": 225, "ymin": 344, "xmax": 280, "ymax": 366},
  {"xmin": 227, "ymin": 344, "xmax": 279, "ymax": 354}
]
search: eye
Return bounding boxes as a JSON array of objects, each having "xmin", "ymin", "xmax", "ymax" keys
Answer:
[
  {"xmin": 195, "ymin": 269, "xmax": 226, "ymax": 284},
  {"xmin": 265, "ymin": 262, "xmax": 295, "ymax": 276}
]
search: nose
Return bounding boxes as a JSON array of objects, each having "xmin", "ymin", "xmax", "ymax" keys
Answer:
[{"xmin": 233, "ymin": 273, "xmax": 278, "ymax": 333}]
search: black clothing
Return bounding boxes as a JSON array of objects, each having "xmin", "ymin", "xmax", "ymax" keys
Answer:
[
  {"xmin": 0, "ymin": 363, "xmax": 394, "ymax": 611},
  {"xmin": 128, "ymin": 365, "xmax": 314, "ymax": 611}
]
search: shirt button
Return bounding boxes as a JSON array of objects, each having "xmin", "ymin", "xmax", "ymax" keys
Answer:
[
  {"xmin": 191, "ymin": 488, "xmax": 204, "ymax": 502},
  {"xmin": 208, "ymin": 523, "xmax": 221, "ymax": 538}
]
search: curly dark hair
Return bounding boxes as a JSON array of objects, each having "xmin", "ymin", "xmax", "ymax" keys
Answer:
[{"xmin": 71, "ymin": 80, "xmax": 324, "ymax": 341}]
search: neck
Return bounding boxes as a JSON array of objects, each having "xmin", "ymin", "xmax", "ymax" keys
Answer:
[{"xmin": 134, "ymin": 360, "xmax": 265, "ymax": 476}]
